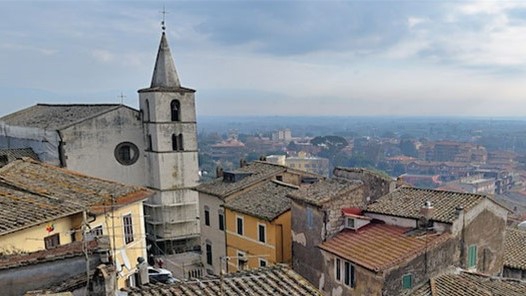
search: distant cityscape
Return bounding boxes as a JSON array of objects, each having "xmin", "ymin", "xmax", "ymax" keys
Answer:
[{"xmin": 1, "ymin": 12, "xmax": 526, "ymax": 296}]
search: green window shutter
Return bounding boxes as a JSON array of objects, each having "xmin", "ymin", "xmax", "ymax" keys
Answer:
[
  {"xmin": 402, "ymin": 274, "xmax": 413, "ymax": 289},
  {"xmin": 468, "ymin": 245, "xmax": 477, "ymax": 268}
]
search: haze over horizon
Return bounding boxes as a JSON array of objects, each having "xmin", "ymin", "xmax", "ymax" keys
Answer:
[{"xmin": 2, "ymin": 1, "xmax": 526, "ymax": 118}]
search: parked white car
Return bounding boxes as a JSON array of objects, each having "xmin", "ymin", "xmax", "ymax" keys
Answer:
[{"xmin": 147, "ymin": 266, "xmax": 179, "ymax": 284}]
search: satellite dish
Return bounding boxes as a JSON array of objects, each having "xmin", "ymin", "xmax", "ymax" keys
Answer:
[{"xmin": 518, "ymin": 221, "xmax": 526, "ymax": 230}]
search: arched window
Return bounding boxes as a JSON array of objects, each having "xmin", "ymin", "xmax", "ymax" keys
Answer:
[
  {"xmin": 172, "ymin": 134, "xmax": 179, "ymax": 151},
  {"xmin": 145, "ymin": 99, "xmax": 150, "ymax": 122},
  {"xmin": 172, "ymin": 133, "xmax": 184, "ymax": 151},
  {"xmin": 178, "ymin": 134, "xmax": 184, "ymax": 151},
  {"xmin": 171, "ymin": 100, "xmax": 180, "ymax": 121}
]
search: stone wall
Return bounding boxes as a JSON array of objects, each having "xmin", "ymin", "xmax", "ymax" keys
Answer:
[
  {"xmin": 383, "ymin": 237, "xmax": 457, "ymax": 295},
  {"xmin": 291, "ymin": 201, "xmax": 326, "ymax": 290},
  {"xmin": 333, "ymin": 167, "xmax": 394, "ymax": 203}
]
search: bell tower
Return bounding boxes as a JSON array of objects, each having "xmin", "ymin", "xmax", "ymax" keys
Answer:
[{"xmin": 138, "ymin": 29, "xmax": 200, "ymax": 253}]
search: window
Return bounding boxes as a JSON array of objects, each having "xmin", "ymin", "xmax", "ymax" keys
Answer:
[
  {"xmin": 237, "ymin": 216, "xmax": 244, "ymax": 235},
  {"xmin": 218, "ymin": 211, "xmax": 225, "ymax": 231},
  {"xmin": 335, "ymin": 258, "xmax": 341, "ymax": 282},
  {"xmin": 123, "ymin": 214, "xmax": 134, "ymax": 244},
  {"xmin": 344, "ymin": 261, "xmax": 355, "ymax": 287},
  {"xmin": 44, "ymin": 233, "xmax": 60, "ymax": 249},
  {"xmin": 258, "ymin": 223, "xmax": 266, "ymax": 243},
  {"xmin": 171, "ymin": 100, "xmax": 180, "ymax": 121},
  {"xmin": 206, "ymin": 242, "xmax": 213, "ymax": 265},
  {"xmin": 172, "ymin": 134, "xmax": 184, "ymax": 151},
  {"xmin": 204, "ymin": 206, "xmax": 210, "ymax": 226},
  {"xmin": 89, "ymin": 225, "xmax": 103, "ymax": 238},
  {"xmin": 402, "ymin": 274, "xmax": 413, "ymax": 289},
  {"xmin": 467, "ymin": 244, "xmax": 477, "ymax": 268},
  {"xmin": 259, "ymin": 258, "xmax": 267, "ymax": 267},
  {"xmin": 114, "ymin": 142, "xmax": 139, "ymax": 165}
]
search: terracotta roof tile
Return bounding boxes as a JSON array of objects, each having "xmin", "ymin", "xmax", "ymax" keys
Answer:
[
  {"xmin": 319, "ymin": 223, "xmax": 450, "ymax": 272},
  {"xmin": 504, "ymin": 228, "xmax": 526, "ymax": 270},
  {"xmin": 365, "ymin": 187, "xmax": 487, "ymax": 223},
  {"xmin": 0, "ymin": 158, "xmax": 152, "ymax": 235},
  {"xmin": 122, "ymin": 264, "xmax": 322, "ymax": 296},
  {"xmin": 288, "ymin": 178, "xmax": 363, "ymax": 207},
  {"xmin": 407, "ymin": 271, "xmax": 526, "ymax": 296},
  {"xmin": 224, "ymin": 181, "xmax": 297, "ymax": 221},
  {"xmin": 195, "ymin": 162, "xmax": 287, "ymax": 198}
]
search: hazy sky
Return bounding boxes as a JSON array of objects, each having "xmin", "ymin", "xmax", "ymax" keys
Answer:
[{"xmin": 2, "ymin": 0, "xmax": 526, "ymax": 117}]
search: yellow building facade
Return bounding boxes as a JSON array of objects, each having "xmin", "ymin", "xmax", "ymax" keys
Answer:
[
  {"xmin": 221, "ymin": 180, "xmax": 296, "ymax": 273},
  {"xmin": 225, "ymin": 209, "xmax": 292, "ymax": 272}
]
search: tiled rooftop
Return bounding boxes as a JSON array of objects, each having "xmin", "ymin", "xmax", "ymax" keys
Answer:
[
  {"xmin": 287, "ymin": 178, "xmax": 363, "ymax": 207},
  {"xmin": 0, "ymin": 183, "xmax": 83, "ymax": 236},
  {"xmin": 365, "ymin": 187, "xmax": 487, "ymax": 223},
  {"xmin": 0, "ymin": 148, "xmax": 39, "ymax": 166},
  {"xmin": 0, "ymin": 104, "xmax": 122, "ymax": 130},
  {"xmin": 407, "ymin": 271, "xmax": 526, "ymax": 296},
  {"xmin": 224, "ymin": 181, "xmax": 297, "ymax": 221},
  {"xmin": 0, "ymin": 158, "xmax": 151, "ymax": 235},
  {"xmin": 504, "ymin": 228, "xmax": 526, "ymax": 270},
  {"xmin": 122, "ymin": 264, "xmax": 322, "ymax": 296},
  {"xmin": 319, "ymin": 222, "xmax": 450, "ymax": 272},
  {"xmin": 195, "ymin": 162, "xmax": 287, "ymax": 199}
]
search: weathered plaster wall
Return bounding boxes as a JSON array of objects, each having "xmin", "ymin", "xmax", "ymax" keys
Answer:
[
  {"xmin": 61, "ymin": 107, "xmax": 146, "ymax": 185},
  {"xmin": 198, "ymin": 192, "xmax": 226, "ymax": 275},
  {"xmin": 321, "ymin": 251, "xmax": 383, "ymax": 296},
  {"xmin": 461, "ymin": 200, "xmax": 507, "ymax": 274},
  {"xmin": 383, "ymin": 238, "xmax": 457, "ymax": 295},
  {"xmin": 292, "ymin": 201, "xmax": 326, "ymax": 289}
]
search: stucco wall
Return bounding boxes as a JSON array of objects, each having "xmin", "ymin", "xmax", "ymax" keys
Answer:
[
  {"xmin": 0, "ymin": 215, "xmax": 79, "ymax": 253},
  {"xmin": 225, "ymin": 209, "xmax": 287, "ymax": 272},
  {"xmin": 199, "ymin": 192, "xmax": 226, "ymax": 275},
  {"xmin": 461, "ymin": 200, "xmax": 507, "ymax": 274},
  {"xmin": 291, "ymin": 201, "xmax": 326, "ymax": 289},
  {"xmin": 61, "ymin": 107, "xmax": 146, "ymax": 186},
  {"xmin": 321, "ymin": 251, "xmax": 383, "ymax": 296}
]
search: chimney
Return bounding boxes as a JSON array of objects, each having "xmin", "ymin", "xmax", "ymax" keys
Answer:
[
  {"xmin": 216, "ymin": 166, "xmax": 224, "ymax": 178},
  {"xmin": 240, "ymin": 158, "xmax": 247, "ymax": 168},
  {"xmin": 420, "ymin": 200, "xmax": 434, "ymax": 221},
  {"xmin": 89, "ymin": 264, "xmax": 116, "ymax": 296}
]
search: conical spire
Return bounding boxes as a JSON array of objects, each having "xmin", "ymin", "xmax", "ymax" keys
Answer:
[{"xmin": 150, "ymin": 32, "xmax": 180, "ymax": 88}]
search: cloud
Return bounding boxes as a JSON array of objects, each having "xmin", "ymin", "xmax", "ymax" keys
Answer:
[{"xmin": 91, "ymin": 49, "xmax": 114, "ymax": 63}]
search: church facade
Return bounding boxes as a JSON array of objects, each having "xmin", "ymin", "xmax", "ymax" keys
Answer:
[{"xmin": 0, "ymin": 31, "xmax": 200, "ymax": 254}]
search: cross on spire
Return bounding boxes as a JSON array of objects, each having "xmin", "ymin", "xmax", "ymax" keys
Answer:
[{"xmin": 160, "ymin": 5, "xmax": 168, "ymax": 32}]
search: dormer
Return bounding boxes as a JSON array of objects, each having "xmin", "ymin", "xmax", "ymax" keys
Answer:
[{"xmin": 342, "ymin": 208, "xmax": 371, "ymax": 231}]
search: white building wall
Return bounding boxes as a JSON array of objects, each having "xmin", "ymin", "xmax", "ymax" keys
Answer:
[
  {"xmin": 61, "ymin": 107, "xmax": 146, "ymax": 185},
  {"xmin": 199, "ymin": 192, "xmax": 227, "ymax": 275}
]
